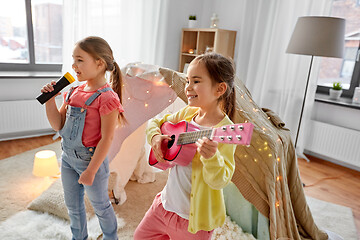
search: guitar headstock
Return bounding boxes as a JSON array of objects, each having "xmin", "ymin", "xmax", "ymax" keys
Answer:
[{"xmin": 212, "ymin": 123, "xmax": 254, "ymax": 145}]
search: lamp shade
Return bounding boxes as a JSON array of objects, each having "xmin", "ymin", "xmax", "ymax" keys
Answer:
[
  {"xmin": 33, "ymin": 150, "xmax": 60, "ymax": 177},
  {"xmin": 286, "ymin": 16, "xmax": 345, "ymax": 58}
]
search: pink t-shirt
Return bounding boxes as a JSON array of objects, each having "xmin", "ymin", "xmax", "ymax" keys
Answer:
[{"xmin": 63, "ymin": 83, "xmax": 124, "ymax": 147}]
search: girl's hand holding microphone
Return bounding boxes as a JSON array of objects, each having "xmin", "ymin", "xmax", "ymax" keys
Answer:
[
  {"xmin": 40, "ymin": 81, "xmax": 61, "ymax": 100},
  {"xmin": 37, "ymin": 72, "xmax": 75, "ymax": 104}
]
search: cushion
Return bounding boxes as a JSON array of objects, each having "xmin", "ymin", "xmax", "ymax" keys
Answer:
[
  {"xmin": 27, "ymin": 179, "xmax": 95, "ymax": 221},
  {"xmin": 27, "ymin": 172, "xmax": 119, "ymax": 221}
]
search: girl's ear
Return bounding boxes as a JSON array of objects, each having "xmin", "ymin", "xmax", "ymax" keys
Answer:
[
  {"xmin": 96, "ymin": 59, "xmax": 106, "ymax": 69},
  {"xmin": 216, "ymin": 82, "xmax": 227, "ymax": 97}
]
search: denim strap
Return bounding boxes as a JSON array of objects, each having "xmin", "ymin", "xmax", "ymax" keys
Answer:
[
  {"xmin": 84, "ymin": 87, "xmax": 113, "ymax": 106},
  {"xmin": 65, "ymin": 86, "xmax": 78, "ymax": 102}
]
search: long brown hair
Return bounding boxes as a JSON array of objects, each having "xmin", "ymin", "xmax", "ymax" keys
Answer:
[
  {"xmin": 76, "ymin": 36, "xmax": 125, "ymax": 124},
  {"xmin": 194, "ymin": 52, "xmax": 236, "ymax": 121}
]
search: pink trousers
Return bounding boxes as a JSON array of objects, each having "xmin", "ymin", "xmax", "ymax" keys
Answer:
[{"xmin": 134, "ymin": 193, "xmax": 213, "ymax": 240}]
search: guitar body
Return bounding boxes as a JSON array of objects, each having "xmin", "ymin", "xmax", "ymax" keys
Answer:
[{"xmin": 149, "ymin": 121, "xmax": 198, "ymax": 170}]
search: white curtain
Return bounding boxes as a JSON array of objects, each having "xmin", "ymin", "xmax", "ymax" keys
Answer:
[
  {"xmin": 62, "ymin": 0, "xmax": 169, "ymax": 73},
  {"xmin": 234, "ymin": 0, "xmax": 332, "ymax": 156}
]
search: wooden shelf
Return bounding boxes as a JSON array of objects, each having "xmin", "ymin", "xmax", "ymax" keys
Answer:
[{"xmin": 178, "ymin": 28, "xmax": 237, "ymax": 72}]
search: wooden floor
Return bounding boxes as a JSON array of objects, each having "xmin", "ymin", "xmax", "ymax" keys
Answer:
[
  {"xmin": 0, "ymin": 135, "xmax": 359, "ymax": 237},
  {"xmin": 299, "ymin": 155, "xmax": 360, "ymax": 238}
]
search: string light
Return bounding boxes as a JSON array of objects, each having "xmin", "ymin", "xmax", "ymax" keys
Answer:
[
  {"xmin": 144, "ymin": 103, "xmax": 148, "ymax": 107},
  {"xmin": 275, "ymin": 201, "xmax": 280, "ymax": 207}
]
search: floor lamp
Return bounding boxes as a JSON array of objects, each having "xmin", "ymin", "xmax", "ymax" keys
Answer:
[{"xmin": 286, "ymin": 16, "xmax": 345, "ymax": 152}]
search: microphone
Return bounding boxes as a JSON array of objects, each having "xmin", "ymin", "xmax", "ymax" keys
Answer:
[{"xmin": 36, "ymin": 72, "xmax": 75, "ymax": 104}]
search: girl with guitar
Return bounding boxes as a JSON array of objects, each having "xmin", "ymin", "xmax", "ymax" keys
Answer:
[{"xmin": 134, "ymin": 52, "xmax": 237, "ymax": 240}]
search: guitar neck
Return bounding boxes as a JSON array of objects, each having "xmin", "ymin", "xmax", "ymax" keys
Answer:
[{"xmin": 177, "ymin": 129, "xmax": 213, "ymax": 145}]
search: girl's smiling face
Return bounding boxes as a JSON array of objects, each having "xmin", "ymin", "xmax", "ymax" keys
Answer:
[
  {"xmin": 185, "ymin": 60, "xmax": 224, "ymax": 109},
  {"xmin": 72, "ymin": 45, "xmax": 105, "ymax": 82}
]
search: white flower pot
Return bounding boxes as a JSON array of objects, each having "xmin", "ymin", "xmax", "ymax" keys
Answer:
[
  {"xmin": 188, "ymin": 20, "xmax": 198, "ymax": 28},
  {"xmin": 329, "ymin": 88, "xmax": 342, "ymax": 100}
]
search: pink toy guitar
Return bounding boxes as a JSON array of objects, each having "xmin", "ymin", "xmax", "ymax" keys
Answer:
[{"xmin": 149, "ymin": 121, "xmax": 254, "ymax": 170}]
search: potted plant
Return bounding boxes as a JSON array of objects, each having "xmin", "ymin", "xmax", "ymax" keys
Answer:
[
  {"xmin": 329, "ymin": 82, "xmax": 343, "ymax": 100},
  {"xmin": 188, "ymin": 15, "xmax": 197, "ymax": 28}
]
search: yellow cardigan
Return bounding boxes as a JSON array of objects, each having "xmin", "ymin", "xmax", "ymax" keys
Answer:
[{"xmin": 146, "ymin": 106, "xmax": 236, "ymax": 233}]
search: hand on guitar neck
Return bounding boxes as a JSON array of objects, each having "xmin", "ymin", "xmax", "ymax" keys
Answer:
[
  {"xmin": 195, "ymin": 136, "xmax": 218, "ymax": 159},
  {"xmin": 149, "ymin": 121, "xmax": 254, "ymax": 170}
]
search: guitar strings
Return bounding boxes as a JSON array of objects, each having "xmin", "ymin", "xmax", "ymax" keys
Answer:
[{"xmin": 178, "ymin": 129, "xmax": 212, "ymax": 145}]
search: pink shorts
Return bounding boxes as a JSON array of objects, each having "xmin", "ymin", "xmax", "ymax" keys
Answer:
[{"xmin": 134, "ymin": 193, "xmax": 213, "ymax": 240}]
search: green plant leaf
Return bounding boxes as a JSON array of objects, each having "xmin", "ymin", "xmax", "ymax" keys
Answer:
[{"xmin": 332, "ymin": 82, "xmax": 342, "ymax": 90}]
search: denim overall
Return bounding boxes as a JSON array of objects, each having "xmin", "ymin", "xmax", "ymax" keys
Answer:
[{"xmin": 59, "ymin": 87, "xmax": 118, "ymax": 240}]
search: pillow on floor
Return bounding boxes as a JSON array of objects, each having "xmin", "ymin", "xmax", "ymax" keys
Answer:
[{"xmin": 27, "ymin": 179, "xmax": 94, "ymax": 221}]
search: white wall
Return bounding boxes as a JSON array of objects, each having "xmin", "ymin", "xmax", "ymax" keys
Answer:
[
  {"xmin": 161, "ymin": 0, "xmax": 245, "ymax": 71},
  {"xmin": 161, "ymin": 0, "xmax": 209, "ymax": 70}
]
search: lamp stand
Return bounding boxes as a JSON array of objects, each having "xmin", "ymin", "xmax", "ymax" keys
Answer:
[{"xmin": 294, "ymin": 55, "xmax": 314, "ymax": 162}]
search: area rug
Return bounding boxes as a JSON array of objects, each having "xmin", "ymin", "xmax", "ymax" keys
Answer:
[
  {"xmin": 0, "ymin": 210, "xmax": 124, "ymax": 240},
  {"xmin": 0, "ymin": 142, "xmax": 358, "ymax": 239}
]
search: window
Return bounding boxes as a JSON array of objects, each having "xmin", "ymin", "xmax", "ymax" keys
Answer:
[
  {"xmin": 0, "ymin": 0, "xmax": 63, "ymax": 72},
  {"xmin": 317, "ymin": 0, "xmax": 360, "ymax": 98}
]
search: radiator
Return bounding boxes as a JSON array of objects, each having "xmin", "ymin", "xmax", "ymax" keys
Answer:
[
  {"xmin": 305, "ymin": 120, "xmax": 360, "ymax": 170},
  {"xmin": 0, "ymin": 99, "xmax": 61, "ymax": 140}
]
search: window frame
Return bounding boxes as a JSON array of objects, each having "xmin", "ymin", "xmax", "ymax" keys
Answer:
[
  {"xmin": 316, "ymin": 45, "xmax": 360, "ymax": 98},
  {"xmin": 0, "ymin": 0, "xmax": 62, "ymax": 72}
]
